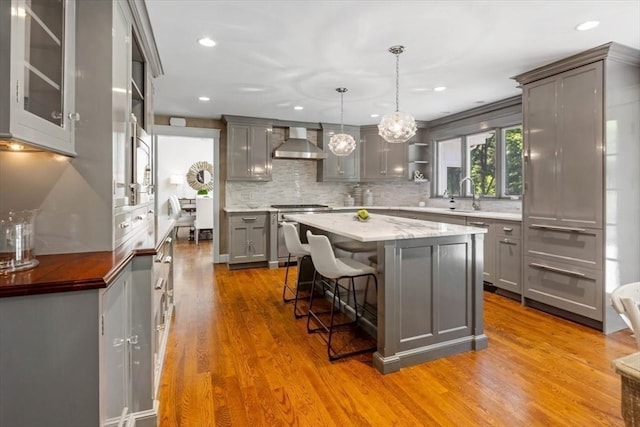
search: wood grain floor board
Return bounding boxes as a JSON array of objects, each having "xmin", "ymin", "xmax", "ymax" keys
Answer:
[{"xmin": 158, "ymin": 240, "xmax": 636, "ymax": 426}]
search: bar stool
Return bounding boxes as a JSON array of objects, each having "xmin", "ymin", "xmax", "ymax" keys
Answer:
[
  {"xmin": 305, "ymin": 230, "xmax": 378, "ymax": 361},
  {"xmin": 281, "ymin": 222, "xmax": 316, "ymax": 318}
]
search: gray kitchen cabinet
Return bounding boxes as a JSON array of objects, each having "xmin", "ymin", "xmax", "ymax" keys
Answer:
[
  {"xmin": 495, "ymin": 221, "xmax": 522, "ymax": 294},
  {"xmin": 317, "ymin": 123, "xmax": 360, "ymax": 182},
  {"xmin": 515, "ymin": 42, "xmax": 640, "ymax": 330},
  {"xmin": 467, "ymin": 218, "xmax": 495, "ymax": 283},
  {"xmin": 1, "ymin": 0, "xmax": 77, "ymax": 155},
  {"xmin": 225, "ymin": 117, "xmax": 272, "ymax": 181},
  {"xmin": 360, "ymin": 125, "xmax": 407, "ymax": 181},
  {"xmin": 228, "ymin": 213, "xmax": 269, "ymax": 264},
  {"xmin": 152, "ymin": 229, "xmax": 175, "ymax": 398},
  {"xmin": 522, "ymin": 62, "xmax": 603, "ymax": 229},
  {"xmin": 102, "ymin": 256, "xmax": 155, "ymax": 427}
]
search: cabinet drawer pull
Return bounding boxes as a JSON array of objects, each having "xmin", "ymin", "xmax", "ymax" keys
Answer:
[
  {"xmin": 166, "ymin": 237, "xmax": 172, "ymax": 244},
  {"xmin": 502, "ymin": 227, "xmax": 513, "ymax": 232},
  {"xmin": 155, "ymin": 253, "xmax": 164, "ymax": 262},
  {"xmin": 499, "ymin": 238, "xmax": 517, "ymax": 245},
  {"xmin": 530, "ymin": 224, "xmax": 586, "ymax": 233},
  {"xmin": 242, "ymin": 217, "xmax": 257, "ymax": 221},
  {"xmin": 119, "ymin": 222, "xmax": 131, "ymax": 229},
  {"xmin": 529, "ymin": 262, "xmax": 585, "ymax": 278},
  {"xmin": 468, "ymin": 221, "xmax": 487, "ymax": 227},
  {"xmin": 155, "ymin": 278, "xmax": 164, "ymax": 290},
  {"xmin": 163, "ymin": 255, "xmax": 172, "ymax": 263}
]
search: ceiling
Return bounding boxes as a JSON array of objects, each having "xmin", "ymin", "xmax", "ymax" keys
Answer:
[{"xmin": 145, "ymin": 0, "xmax": 640, "ymax": 126}]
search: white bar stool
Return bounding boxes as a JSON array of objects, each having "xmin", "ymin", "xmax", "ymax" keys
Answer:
[
  {"xmin": 305, "ymin": 230, "xmax": 378, "ymax": 361},
  {"xmin": 281, "ymin": 222, "xmax": 316, "ymax": 318}
]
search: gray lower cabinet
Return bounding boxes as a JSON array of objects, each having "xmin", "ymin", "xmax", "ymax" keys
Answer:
[
  {"xmin": 102, "ymin": 256, "xmax": 155, "ymax": 427},
  {"xmin": 0, "ymin": 256, "xmax": 156, "ymax": 427},
  {"xmin": 466, "ymin": 219, "xmax": 495, "ymax": 283},
  {"xmin": 360, "ymin": 126, "xmax": 407, "ymax": 181},
  {"xmin": 495, "ymin": 221, "xmax": 522, "ymax": 294},
  {"xmin": 224, "ymin": 117, "xmax": 272, "ymax": 181},
  {"xmin": 229, "ymin": 213, "xmax": 269, "ymax": 263},
  {"xmin": 317, "ymin": 123, "xmax": 360, "ymax": 182}
]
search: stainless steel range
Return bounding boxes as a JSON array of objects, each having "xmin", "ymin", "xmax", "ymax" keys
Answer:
[{"xmin": 272, "ymin": 204, "xmax": 331, "ymax": 264}]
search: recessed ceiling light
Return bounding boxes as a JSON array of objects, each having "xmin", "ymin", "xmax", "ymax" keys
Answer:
[
  {"xmin": 576, "ymin": 21, "xmax": 599, "ymax": 31},
  {"xmin": 370, "ymin": 113, "xmax": 380, "ymax": 118},
  {"xmin": 433, "ymin": 86, "xmax": 447, "ymax": 92},
  {"xmin": 294, "ymin": 106, "xmax": 304, "ymax": 110},
  {"xmin": 198, "ymin": 96, "xmax": 210, "ymax": 101},
  {"xmin": 239, "ymin": 87, "xmax": 265, "ymax": 92},
  {"xmin": 198, "ymin": 37, "xmax": 216, "ymax": 47}
]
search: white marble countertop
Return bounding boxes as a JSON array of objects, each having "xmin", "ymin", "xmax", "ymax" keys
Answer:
[
  {"xmin": 285, "ymin": 212, "xmax": 487, "ymax": 242},
  {"xmin": 224, "ymin": 205, "xmax": 521, "ymax": 221}
]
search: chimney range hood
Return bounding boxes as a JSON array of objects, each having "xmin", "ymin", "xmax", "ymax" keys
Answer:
[{"xmin": 272, "ymin": 127, "xmax": 326, "ymax": 160}]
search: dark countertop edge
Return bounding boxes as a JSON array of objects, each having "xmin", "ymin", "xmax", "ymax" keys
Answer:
[{"xmin": 0, "ymin": 218, "xmax": 176, "ymax": 299}]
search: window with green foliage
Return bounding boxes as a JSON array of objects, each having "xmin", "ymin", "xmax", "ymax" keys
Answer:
[
  {"xmin": 435, "ymin": 125, "xmax": 522, "ymax": 198},
  {"xmin": 503, "ymin": 126, "xmax": 523, "ymax": 196},
  {"xmin": 467, "ymin": 131, "xmax": 496, "ymax": 197}
]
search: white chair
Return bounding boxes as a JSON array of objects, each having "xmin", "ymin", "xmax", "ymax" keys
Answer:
[
  {"xmin": 305, "ymin": 230, "xmax": 378, "ymax": 361},
  {"xmin": 611, "ymin": 282, "xmax": 640, "ymax": 349},
  {"xmin": 194, "ymin": 196, "xmax": 214, "ymax": 245},
  {"xmin": 168, "ymin": 195, "xmax": 195, "ymax": 240},
  {"xmin": 281, "ymin": 222, "xmax": 315, "ymax": 318}
]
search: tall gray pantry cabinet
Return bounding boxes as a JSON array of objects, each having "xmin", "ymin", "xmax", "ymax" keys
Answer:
[{"xmin": 515, "ymin": 42, "xmax": 640, "ymax": 333}]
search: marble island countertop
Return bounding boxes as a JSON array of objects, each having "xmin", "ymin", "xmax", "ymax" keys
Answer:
[
  {"xmin": 284, "ymin": 211, "xmax": 487, "ymax": 242},
  {"xmin": 224, "ymin": 205, "xmax": 521, "ymax": 221}
]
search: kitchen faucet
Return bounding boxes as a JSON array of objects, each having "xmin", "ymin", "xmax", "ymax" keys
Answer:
[{"xmin": 460, "ymin": 176, "xmax": 480, "ymax": 211}]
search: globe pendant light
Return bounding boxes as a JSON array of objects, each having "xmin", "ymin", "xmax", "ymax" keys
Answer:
[
  {"xmin": 378, "ymin": 45, "xmax": 417, "ymax": 144},
  {"xmin": 328, "ymin": 87, "xmax": 356, "ymax": 156}
]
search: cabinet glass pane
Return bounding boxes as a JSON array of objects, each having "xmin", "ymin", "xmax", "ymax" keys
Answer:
[{"xmin": 23, "ymin": 0, "xmax": 64, "ymax": 126}]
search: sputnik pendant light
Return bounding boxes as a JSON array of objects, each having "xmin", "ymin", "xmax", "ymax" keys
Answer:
[
  {"xmin": 328, "ymin": 87, "xmax": 356, "ymax": 156},
  {"xmin": 378, "ymin": 45, "xmax": 417, "ymax": 144}
]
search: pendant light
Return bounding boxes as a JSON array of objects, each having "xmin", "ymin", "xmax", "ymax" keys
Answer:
[
  {"xmin": 378, "ymin": 45, "xmax": 417, "ymax": 144},
  {"xmin": 328, "ymin": 87, "xmax": 356, "ymax": 156}
]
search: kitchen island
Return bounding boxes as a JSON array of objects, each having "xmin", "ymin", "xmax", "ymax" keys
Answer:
[{"xmin": 284, "ymin": 211, "xmax": 488, "ymax": 374}]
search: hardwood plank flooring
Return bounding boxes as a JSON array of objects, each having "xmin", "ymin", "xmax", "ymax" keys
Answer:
[{"xmin": 158, "ymin": 239, "xmax": 636, "ymax": 427}]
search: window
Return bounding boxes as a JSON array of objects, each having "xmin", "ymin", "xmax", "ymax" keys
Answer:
[
  {"xmin": 503, "ymin": 126, "xmax": 523, "ymax": 196},
  {"xmin": 467, "ymin": 131, "xmax": 496, "ymax": 197},
  {"xmin": 435, "ymin": 125, "xmax": 522, "ymax": 198}
]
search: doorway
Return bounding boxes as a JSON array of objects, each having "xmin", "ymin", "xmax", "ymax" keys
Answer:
[{"xmin": 155, "ymin": 126, "xmax": 221, "ymax": 263}]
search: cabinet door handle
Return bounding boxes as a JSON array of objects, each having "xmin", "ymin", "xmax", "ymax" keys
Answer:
[
  {"xmin": 166, "ymin": 237, "xmax": 172, "ymax": 244},
  {"xmin": 163, "ymin": 255, "xmax": 172, "ymax": 263},
  {"xmin": 502, "ymin": 227, "xmax": 513, "ymax": 232},
  {"xmin": 530, "ymin": 224, "xmax": 587, "ymax": 233},
  {"xmin": 468, "ymin": 221, "xmax": 487, "ymax": 227},
  {"xmin": 499, "ymin": 238, "xmax": 517, "ymax": 245},
  {"xmin": 155, "ymin": 253, "xmax": 164, "ymax": 262},
  {"xmin": 126, "ymin": 335, "xmax": 139, "ymax": 345},
  {"xmin": 68, "ymin": 112, "xmax": 81, "ymax": 121},
  {"xmin": 155, "ymin": 278, "xmax": 164, "ymax": 289},
  {"xmin": 529, "ymin": 262, "xmax": 585, "ymax": 278}
]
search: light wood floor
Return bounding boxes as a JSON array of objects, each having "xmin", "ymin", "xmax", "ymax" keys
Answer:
[{"xmin": 158, "ymin": 239, "xmax": 636, "ymax": 427}]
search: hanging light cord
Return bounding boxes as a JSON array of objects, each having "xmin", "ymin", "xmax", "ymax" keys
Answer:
[
  {"xmin": 340, "ymin": 90, "xmax": 345, "ymax": 133},
  {"xmin": 395, "ymin": 51, "xmax": 400, "ymax": 112}
]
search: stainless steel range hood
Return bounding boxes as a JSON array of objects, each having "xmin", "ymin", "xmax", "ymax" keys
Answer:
[{"xmin": 272, "ymin": 127, "xmax": 326, "ymax": 160}]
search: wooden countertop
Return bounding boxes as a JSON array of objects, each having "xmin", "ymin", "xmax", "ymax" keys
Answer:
[{"xmin": 0, "ymin": 217, "xmax": 175, "ymax": 298}]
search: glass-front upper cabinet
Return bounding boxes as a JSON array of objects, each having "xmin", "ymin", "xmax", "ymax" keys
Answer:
[{"xmin": 4, "ymin": 0, "xmax": 76, "ymax": 155}]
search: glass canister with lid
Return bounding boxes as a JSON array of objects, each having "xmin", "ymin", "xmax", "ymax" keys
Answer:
[{"xmin": 0, "ymin": 209, "xmax": 39, "ymax": 273}]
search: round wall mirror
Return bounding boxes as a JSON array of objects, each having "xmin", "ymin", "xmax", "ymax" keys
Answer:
[{"xmin": 186, "ymin": 161, "xmax": 214, "ymax": 191}]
